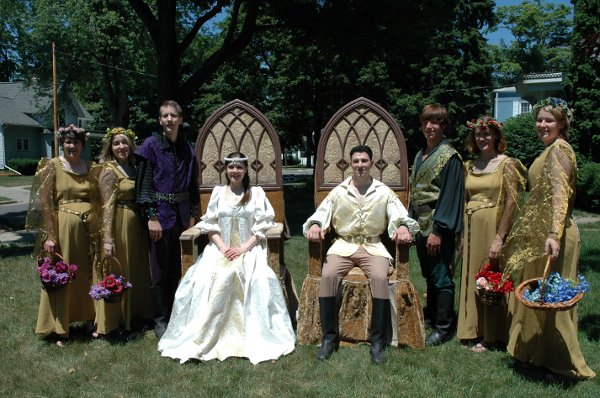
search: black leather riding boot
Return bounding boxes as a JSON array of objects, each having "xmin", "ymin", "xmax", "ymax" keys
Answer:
[
  {"xmin": 370, "ymin": 298, "xmax": 390, "ymax": 364},
  {"xmin": 425, "ymin": 292, "xmax": 455, "ymax": 346},
  {"xmin": 316, "ymin": 297, "xmax": 339, "ymax": 360}
]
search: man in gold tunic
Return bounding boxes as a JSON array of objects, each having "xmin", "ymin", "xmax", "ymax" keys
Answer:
[{"xmin": 304, "ymin": 145, "xmax": 419, "ymax": 364}]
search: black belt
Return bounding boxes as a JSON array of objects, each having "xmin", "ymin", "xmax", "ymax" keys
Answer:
[{"xmin": 152, "ymin": 191, "xmax": 189, "ymax": 204}]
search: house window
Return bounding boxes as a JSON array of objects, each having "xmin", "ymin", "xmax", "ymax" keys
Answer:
[
  {"xmin": 521, "ymin": 102, "xmax": 531, "ymax": 114},
  {"xmin": 16, "ymin": 138, "xmax": 30, "ymax": 151}
]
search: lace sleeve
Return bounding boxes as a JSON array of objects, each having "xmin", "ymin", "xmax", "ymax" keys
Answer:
[
  {"xmin": 25, "ymin": 158, "xmax": 58, "ymax": 247},
  {"xmin": 496, "ymin": 158, "xmax": 527, "ymax": 240},
  {"xmin": 98, "ymin": 165, "xmax": 119, "ymax": 244},
  {"xmin": 547, "ymin": 143, "xmax": 576, "ymax": 240}
]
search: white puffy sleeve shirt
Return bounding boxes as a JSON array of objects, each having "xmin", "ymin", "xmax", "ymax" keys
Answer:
[{"xmin": 302, "ymin": 177, "xmax": 419, "ymax": 259}]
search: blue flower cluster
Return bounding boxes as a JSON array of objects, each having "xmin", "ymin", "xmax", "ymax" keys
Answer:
[{"xmin": 523, "ymin": 272, "xmax": 589, "ymax": 303}]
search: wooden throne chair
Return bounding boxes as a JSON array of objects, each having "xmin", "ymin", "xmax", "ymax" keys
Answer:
[
  {"xmin": 297, "ymin": 97, "xmax": 425, "ymax": 348},
  {"xmin": 179, "ymin": 99, "xmax": 298, "ymax": 326}
]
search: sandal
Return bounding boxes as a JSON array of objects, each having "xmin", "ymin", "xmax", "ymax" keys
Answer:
[
  {"xmin": 471, "ymin": 342, "xmax": 488, "ymax": 353},
  {"xmin": 54, "ymin": 334, "xmax": 69, "ymax": 347},
  {"xmin": 85, "ymin": 320, "xmax": 99, "ymax": 338}
]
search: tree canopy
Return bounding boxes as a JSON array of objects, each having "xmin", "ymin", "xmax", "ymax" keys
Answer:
[
  {"xmin": 489, "ymin": 0, "xmax": 572, "ymax": 86},
  {"xmin": 5, "ymin": 0, "xmax": 592, "ymax": 165}
]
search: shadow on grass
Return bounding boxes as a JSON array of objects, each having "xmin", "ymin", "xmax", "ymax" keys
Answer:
[
  {"xmin": 578, "ymin": 247, "xmax": 600, "ymax": 273},
  {"xmin": 579, "ymin": 314, "xmax": 600, "ymax": 342},
  {"xmin": 507, "ymin": 358, "xmax": 582, "ymax": 388},
  {"xmin": 0, "ymin": 242, "xmax": 35, "ymax": 257},
  {"xmin": 42, "ymin": 320, "xmax": 154, "ymax": 346}
]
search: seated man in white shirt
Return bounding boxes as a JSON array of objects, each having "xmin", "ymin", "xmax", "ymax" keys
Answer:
[{"xmin": 304, "ymin": 145, "xmax": 419, "ymax": 364}]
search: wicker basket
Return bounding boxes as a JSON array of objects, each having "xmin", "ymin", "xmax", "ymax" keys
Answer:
[
  {"xmin": 476, "ymin": 288, "xmax": 504, "ymax": 306},
  {"xmin": 97, "ymin": 256, "xmax": 128, "ymax": 303},
  {"xmin": 515, "ymin": 255, "xmax": 584, "ymax": 311},
  {"xmin": 37, "ymin": 251, "xmax": 72, "ymax": 292}
]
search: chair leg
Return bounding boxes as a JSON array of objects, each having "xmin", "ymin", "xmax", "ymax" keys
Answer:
[
  {"xmin": 316, "ymin": 297, "xmax": 339, "ymax": 360},
  {"xmin": 370, "ymin": 298, "xmax": 390, "ymax": 364}
]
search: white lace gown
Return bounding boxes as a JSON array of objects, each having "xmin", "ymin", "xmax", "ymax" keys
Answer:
[{"xmin": 158, "ymin": 186, "xmax": 295, "ymax": 364}]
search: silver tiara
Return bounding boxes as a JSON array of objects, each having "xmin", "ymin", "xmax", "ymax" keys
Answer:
[{"xmin": 224, "ymin": 156, "xmax": 248, "ymax": 162}]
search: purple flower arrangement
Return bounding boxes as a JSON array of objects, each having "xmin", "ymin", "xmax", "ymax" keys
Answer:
[
  {"xmin": 37, "ymin": 256, "xmax": 77, "ymax": 288},
  {"xmin": 523, "ymin": 272, "xmax": 589, "ymax": 303},
  {"xmin": 89, "ymin": 274, "xmax": 132, "ymax": 301}
]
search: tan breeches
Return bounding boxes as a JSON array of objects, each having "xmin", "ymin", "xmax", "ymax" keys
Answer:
[{"xmin": 319, "ymin": 247, "xmax": 390, "ymax": 299}]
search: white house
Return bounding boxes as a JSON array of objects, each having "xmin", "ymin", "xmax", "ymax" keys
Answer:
[
  {"xmin": 493, "ymin": 72, "xmax": 564, "ymax": 121},
  {"xmin": 0, "ymin": 81, "xmax": 94, "ymax": 169}
]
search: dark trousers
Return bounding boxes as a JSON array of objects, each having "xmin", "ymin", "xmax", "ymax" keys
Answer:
[
  {"xmin": 149, "ymin": 222, "xmax": 185, "ymax": 323},
  {"xmin": 416, "ymin": 231, "xmax": 456, "ymax": 330}
]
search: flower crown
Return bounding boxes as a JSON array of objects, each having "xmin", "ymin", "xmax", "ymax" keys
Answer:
[
  {"xmin": 533, "ymin": 97, "xmax": 574, "ymax": 122},
  {"xmin": 56, "ymin": 124, "xmax": 88, "ymax": 140},
  {"xmin": 466, "ymin": 117, "xmax": 502, "ymax": 131},
  {"xmin": 103, "ymin": 127, "xmax": 138, "ymax": 144}
]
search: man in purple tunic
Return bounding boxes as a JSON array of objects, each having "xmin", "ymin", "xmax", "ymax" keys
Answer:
[{"xmin": 135, "ymin": 100, "xmax": 198, "ymax": 338}]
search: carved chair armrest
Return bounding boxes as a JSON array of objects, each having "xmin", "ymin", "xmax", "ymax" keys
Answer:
[
  {"xmin": 265, "ymin": 223, "xmax": 284, "ymax": 278},
  {"xmin": 179, "ymin": 227, "xmax": 206, "ymax": 277},
  {"xmin": 266, "ymin": 223, "xmax": 284, "ymax": 239}
]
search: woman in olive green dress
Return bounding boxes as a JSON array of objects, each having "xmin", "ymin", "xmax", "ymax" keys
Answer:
[
  {"xmin": 503, "ymin": 98, "xmax": 595, "ymax": 380},
  {"xmin": 457, "ymin": 116, "xmax": 525, "ymax": 352},
  {"xmin": 27, "ymin": 125, "xmax": 95, "ymax": 346},
  {"xmin": 92, "ymin": 128, "xmax": 153, "ymax": 337}
]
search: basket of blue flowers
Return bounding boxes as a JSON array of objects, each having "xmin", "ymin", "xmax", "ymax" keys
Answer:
[{"xmin": 515, "ymin": 256, "xmax": 589, "ymax": 311}]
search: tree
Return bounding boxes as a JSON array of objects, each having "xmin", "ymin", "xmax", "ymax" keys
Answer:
[
  {"xmin": 256, "ymin": 0, "xmax": 496, "ymax": 163},
  {"xmin": 16, "ymin": 0, "xmax": 156, "ymax": 128},
  {"xmin": 490, "ymin": 0, "xmax": 572, "ymax": 86},
  {"xmin": 564, "ymin": 0, "xmax": 600, "ymax": 162},
  {"xmin": 0, "ymin": 1, "xmax": 26, "ymax": 80},
  {"xmin": 128, "ymin": 0, "xmax": 262, "ymax": 104}
]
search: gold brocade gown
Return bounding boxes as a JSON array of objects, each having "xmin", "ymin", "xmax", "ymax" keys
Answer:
[
  {"xmin": 505, "ymin": 139, "xmax": 595, "ymax": 379},
  {"xmin": 34, "ymin": 158, "xmax": 95, "ymax": 335},
  {"xmin": 94, "ymin": 162, "xmax": 153, "ymax": 334},
  {"xmin": 457, "ymin": 157, "xmax": 524, "ymax": 344}
]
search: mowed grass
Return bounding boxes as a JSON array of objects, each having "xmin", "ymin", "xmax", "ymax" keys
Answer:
[
  {"xmin": 0, "ymin": 175, "xmax": 34, "ymax": 187},
  {"xmin": 1, "ymin": 181, "xmax": 599, "ymax": 397}
]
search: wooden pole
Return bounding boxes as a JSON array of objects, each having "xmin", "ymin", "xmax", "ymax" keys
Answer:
[{"xmin": 52, "ymin": 42, "xmax": 58, "ymax": 157}]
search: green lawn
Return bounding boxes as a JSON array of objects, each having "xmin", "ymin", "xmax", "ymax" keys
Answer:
[
  {"xmin": 0, "ymin": 175, "xmax": 33, "ymax": 187},
  {"xmin": 1, "ymin": 182, "xmax": 599, "ymax": 397}
]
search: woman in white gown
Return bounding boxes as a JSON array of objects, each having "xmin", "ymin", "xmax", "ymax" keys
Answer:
[{"xmin": 158, "ymin": 152, "xmax": 295, "ymax": 364}]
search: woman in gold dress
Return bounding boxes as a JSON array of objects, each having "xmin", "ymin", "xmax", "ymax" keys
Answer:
[
  {"xmin": 457, "ymin": 116, "xmax": 525, "ymax": 352},
  {"xmin": 26, "ymin": 125, "xmax": 95, "ymax": 346},
  {"xmin": 503, "ymin": 98, "xmax": 595, "ymax": 379},
  {"xmin": 92, "ymin": 128, "xmax": 153, "ymax": 337}
]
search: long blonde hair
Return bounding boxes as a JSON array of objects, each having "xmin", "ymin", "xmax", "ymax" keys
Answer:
[{"xmin": 100, "ymin": 129, "xmax": 136, "ymax": 167}]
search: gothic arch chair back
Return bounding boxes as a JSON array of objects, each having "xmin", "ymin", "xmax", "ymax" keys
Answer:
[
  {"xmin": 297, "ymin": 97, "xmax": 424, "ymax": 348},
  {"xmin": 179, "ymin": 99, "xmax": 297, "ymax": 323}
]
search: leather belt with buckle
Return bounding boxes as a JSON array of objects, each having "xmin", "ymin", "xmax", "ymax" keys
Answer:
[
  {"xmin": 340, "ymin": 235, "xmax": 380, "ymax": 244},
  {"xmin": 153, "ymin": 191, "xmax": 190, "ymax": 204}
]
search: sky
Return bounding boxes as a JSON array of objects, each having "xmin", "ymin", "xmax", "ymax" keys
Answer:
[{"xmin": 484, "ymin": 0, "xmax": 573, "ymax": 44}]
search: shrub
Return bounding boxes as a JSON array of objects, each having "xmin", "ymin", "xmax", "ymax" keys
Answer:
[
  {"xmin": 502, "ymin": 113, "xmax": 544, "ymax": 167},
  {"xmin": 576, "ymin": 160, "xmax": 600, "ymax": 212},
  {"xmin": 6, "ymin": 158, "xmax": 39, "ymax": 175}
]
